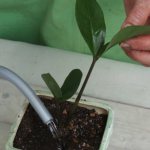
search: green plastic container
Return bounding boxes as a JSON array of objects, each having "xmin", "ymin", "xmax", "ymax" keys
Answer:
[{"xmin": 5, "ymin": 90, "xmax": 113, "ymax": 150}]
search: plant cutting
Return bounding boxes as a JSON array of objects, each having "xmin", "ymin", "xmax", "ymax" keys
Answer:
[{"xmin": 5, "ymin": 0, "xmax": 150, "ymax": 150}]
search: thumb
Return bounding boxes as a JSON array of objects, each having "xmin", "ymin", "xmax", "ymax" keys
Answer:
[{"xmin": 122, "ymin": 1, "xmax": 150, "ymax": 27}]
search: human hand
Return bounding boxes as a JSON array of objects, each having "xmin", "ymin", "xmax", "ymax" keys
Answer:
[{"xmin": 121, "ymin": 0, "xmax": 150, "ymax": 66}]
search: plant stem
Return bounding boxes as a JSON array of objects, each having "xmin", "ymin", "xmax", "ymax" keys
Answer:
[
  {"xmin": 75, "ymin": 57, "xmax": 97, "ymax": 107},
  {"xmin": 66, "ymin": 57, "xmax": 97, "ymax": 124}
]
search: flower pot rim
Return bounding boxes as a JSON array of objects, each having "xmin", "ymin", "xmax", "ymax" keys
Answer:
[{"xmin": 6, "ymin": 90, "xmax": 113, "ymax": 150}]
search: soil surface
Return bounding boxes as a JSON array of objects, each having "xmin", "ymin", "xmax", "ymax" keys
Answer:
[{"xmin": 14, "ymin": 96, "xmax": 108, "ymax": 150}]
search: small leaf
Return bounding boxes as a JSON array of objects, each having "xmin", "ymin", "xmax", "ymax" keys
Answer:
[
  {"xmin": 41, "ymin": 73, "xmax": 62, "ymax": 99},
  {"xmin": 75, "ymin": 0, "xmax": 106, "ymax": 55},
  {"xmin": 61, "ymin": 69, "xmax": 82, "ymax": 101},
  {"xmin": 106, "ymin": 26, "xmax": 150, "ymax": 50}
]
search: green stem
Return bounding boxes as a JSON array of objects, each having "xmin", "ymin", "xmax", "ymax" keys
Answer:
[
  {"xmin": 74, "ymin": 57, "xmax": 97, "ymax": 107},
  {"xmin": 67, "ymin": 57, "xmax": 97, "ymax": 124},
  {"xmin": 67, "ymin": 57, "xmax": 97, "ymax": 123}
]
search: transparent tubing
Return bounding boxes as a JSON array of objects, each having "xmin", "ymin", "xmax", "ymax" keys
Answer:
[{"xmin": 0, "ymin": 66, "xmax": 53, "ymax": 125}]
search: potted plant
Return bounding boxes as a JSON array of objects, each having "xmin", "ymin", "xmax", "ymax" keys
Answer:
[{"xmin": 5, "ymin": 0, "xmax": 150, "ymax": 149}]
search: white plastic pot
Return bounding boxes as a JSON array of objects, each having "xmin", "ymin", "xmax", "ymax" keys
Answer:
[{"xmin": 5, "ymin": 90, "xmax": 113, "ymax": 150}]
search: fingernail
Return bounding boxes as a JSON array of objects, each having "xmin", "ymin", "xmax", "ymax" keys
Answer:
[
  {"xmin": 124, "ymin": 24, "xmax": 132, "ymax": 28},
  {"xmin": 120, "ymin": 42, "xmax": 131, "ymax": 49},
  {"xmin": 122, "ymin": 23, "xmax": 132, "ymax": 28}
]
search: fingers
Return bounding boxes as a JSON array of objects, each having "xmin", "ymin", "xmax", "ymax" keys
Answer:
[
  {"xmin": 121, "ymin": 35, "xmax": 150, "ymax": 66},
  {"xmin": 123, "ymin": 0, "xmax": 136, "ymax": 15},
  {"xmin": 121, "ymin": 35, "xmax": 150, "ymax": 51},
  {"xmin": 122, "ymin": 0, "xmax": 150, "ymax": 27},
  {"xmin": 121, "ymin": 0, "xmax": 150, "ymax": 66},
  {"xmin": 124, "ymin": 48, "xmax": 150, "ymax": 66}
]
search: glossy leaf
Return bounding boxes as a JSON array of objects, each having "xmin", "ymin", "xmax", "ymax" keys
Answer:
[
  {"xmin": 41, "ymin": 73, "xmax": 62, "ymax": 99},
  {"xmin": 106, "ymin": 26, "xmax": 150, "ymax": 50},
  {"xmin": 61, "ymin": 69, "xmax": 82, "ymax": 100},
  {"xmin": 75, "ymin": 0, "xmax": 106, "ymax": 55}
]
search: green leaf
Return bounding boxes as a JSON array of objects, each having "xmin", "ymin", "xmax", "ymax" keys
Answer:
[
  {"xmin": 106, "ymin": 26, "xmax": 150, "ymax": 50},
  {"xmin": 61, "ymin": 69, "xmax": 82, "ymax": 101},
  {"xmin": 75, "ymin": 0, "xmax": 106, "ymax": 55},
  {"xmin": 41, "ymin": 73, "xmax": 62, "ymax": 99}
]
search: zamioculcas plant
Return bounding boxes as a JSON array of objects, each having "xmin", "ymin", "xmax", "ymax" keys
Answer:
[
  {"xmin": 41, "ymin": 0, "xmax": 150, "ymax": 149},
  {"xmin": 42, "ymin": 0, "xmax": 150, "ymax": 112},
  {"xmin": 8, "ymin": 0, "xmax": 150, "ymax": 150}
]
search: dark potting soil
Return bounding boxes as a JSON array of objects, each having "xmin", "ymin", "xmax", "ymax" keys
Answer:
[{"xmin": 13, "ymin": 96, "xmax": 108, "ymax": 150}]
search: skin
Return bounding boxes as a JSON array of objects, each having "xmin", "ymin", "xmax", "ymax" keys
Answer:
[{"xmin": 121, "ymin": 0, "xmax": 150, "ymax": 66}]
